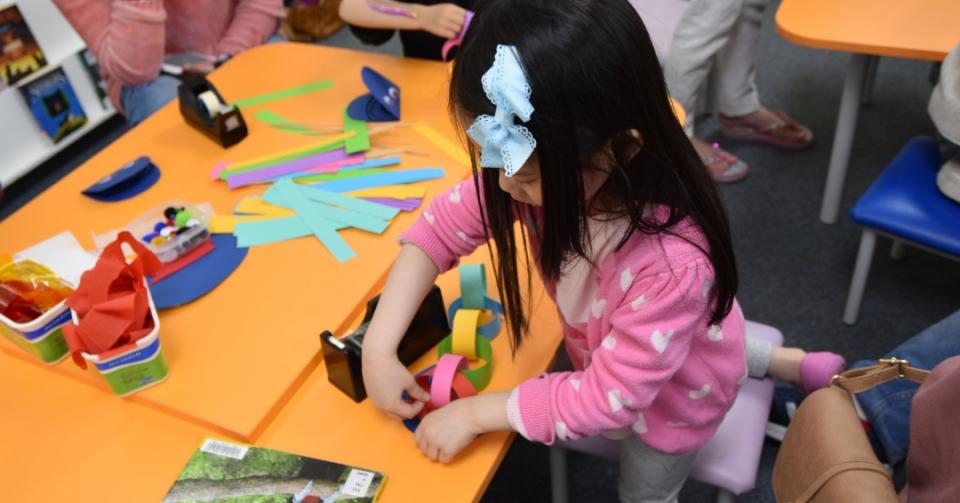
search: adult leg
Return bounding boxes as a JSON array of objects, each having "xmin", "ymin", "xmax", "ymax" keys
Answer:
[{"xmin": 120, "ymin": 75, "xmax": 182, "ymax": 126}]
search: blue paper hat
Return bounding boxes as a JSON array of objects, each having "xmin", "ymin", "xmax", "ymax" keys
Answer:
[
  {"xmin": 82, "ymin": 156, "xmax": 160, "ymax": 202},
  {"xmin": 347, "ymin": 67, "xmax": 401, "ymax": 122}
]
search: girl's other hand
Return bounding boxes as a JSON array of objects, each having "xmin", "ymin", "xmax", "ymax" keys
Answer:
[
  {"xmin": 362, "ymin": 349, "xmax": 431, "ymax": 419},
  {"xmin": 416, "ymin": 3, "xmax": 467, "ymax": 39},
  {"xmin": 414, "ymin": 397, "xmax": 480, "ymax": 463}
]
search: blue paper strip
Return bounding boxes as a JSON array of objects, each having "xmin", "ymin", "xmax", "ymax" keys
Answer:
[
  {"xmin": 268, "ymin": 179, "xmax": 356, "ymax": 261},
  {"xmin": 299, "ymin": 185, "xmax": 400, "ymax": 220},
  {"xmin": 308, "ymin": 168, "xmax": 445, "ymax": 193}
]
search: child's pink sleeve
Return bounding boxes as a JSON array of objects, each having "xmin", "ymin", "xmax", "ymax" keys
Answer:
[
  {"xmin": 399, "ymin": 175, "xmax": 495, "ymax": 272},
  {"xmin": 55, "ymin": 0, "xmax": 166, "ymax": 85},
  {"xmin": 214, "ymin": 0, "xmax": 284, "ymax": 56},
  {"xmin": 507, "ymin": 260, "xmax": 737, "ymax": 446}
]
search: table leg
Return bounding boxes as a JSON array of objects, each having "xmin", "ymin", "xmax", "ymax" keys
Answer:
[
  {"xmin": 820, "ymin": 53, "xmax": 871, "ymax": 224},
  {"xmin": 861, "ymin": 56, "xmax": 880, "ymax": 105}
]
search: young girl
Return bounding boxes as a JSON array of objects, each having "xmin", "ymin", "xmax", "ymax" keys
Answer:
[{"xmin": 361, "ymin": 0, "xmax": 838, "ymax": 499}]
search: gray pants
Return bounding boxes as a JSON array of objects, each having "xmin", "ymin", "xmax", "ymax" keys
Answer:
[
  {"xmin": 664, "ymin": 0, "xmax": 770, "ymax": 133},
  {"xmin": 620, "ymin": 436, "xmax": 697, "ymax": 503}
]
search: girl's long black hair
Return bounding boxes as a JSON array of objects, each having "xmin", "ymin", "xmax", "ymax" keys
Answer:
[{"xmin": 450, "ymin": 0, "xmax": 737, "ymax": 353}]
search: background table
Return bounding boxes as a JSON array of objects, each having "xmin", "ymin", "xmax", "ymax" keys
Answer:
[
  {"xmin": 1, "ymin": 43, "xmax": 564, "ymax": 502},
  {"xmin": 776, "ymin": 0, "xmax": 960, "ymax": 224}
]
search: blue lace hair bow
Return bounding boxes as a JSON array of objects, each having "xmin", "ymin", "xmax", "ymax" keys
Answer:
[{"xmin": 466, "ymin": 45, "xmax": 536, "ymax": 177}]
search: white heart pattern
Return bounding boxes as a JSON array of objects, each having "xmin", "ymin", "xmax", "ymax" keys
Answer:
[
  {"xmin": 630, "ymin": 295, "xmax": 648, "ymax": 311},
  {"xmin": 569, "ymin": 378, "xmax": 581, "ymax": 391},
  {"xmin": 620, "ymin": 268, "xmax": 634, "ymax": 292},
  {"xmin": 608, "ymin": 388, "xmax": 625, "ymax": 413},
  {"xmin": 632, "ymin": 413, "xmax": 648, "ymax": 434},
  {"xmin": 689, "ymin": 384, "xmax": 711, "ymax": 400},
  {"xmin": 602, "ymin": 334, "xmax": 617, "ymax": 350},
  {"xmin": 591, "ymin": 298, "xmax": 607, "ymax": 318},
  {"xmin": 701, "ymin": 279, "xmax": 714, "ymax": 298},
  {"xmin": 555, "ymin": 421, "xmax": 568, "ymax": 441},
  {"xmin": 708, "ymin": 325, "xmax": 723, "ymax": 342},
  {"xmin": 449, "ymin": 187, "xmax": 462, "ymax": 203},
  {"xmin": 650, "ymin": 329, "xmax": 676, "ymax": 354},
  {"xmin": 423, "ymin": 210, "xmax": 435, "ymax": 225},
  {"xmin": 456, "ymin": 231, "xmax": 469, "ymax": 242}
]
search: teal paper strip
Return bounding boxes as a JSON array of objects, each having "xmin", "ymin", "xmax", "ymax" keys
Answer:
[{"xmin": 309, "ymin": 168, "xmax": 445, "ymax": 193}]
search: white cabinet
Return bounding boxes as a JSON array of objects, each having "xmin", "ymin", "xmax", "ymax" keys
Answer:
[{"xmin": 0, "ymin": 0, "xmax": 117, "ymax": 188}]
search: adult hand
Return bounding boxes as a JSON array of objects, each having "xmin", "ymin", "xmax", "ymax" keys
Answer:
[{"xmin": 416, "ymin": 3, "xmax": 468, "ymax": 39}]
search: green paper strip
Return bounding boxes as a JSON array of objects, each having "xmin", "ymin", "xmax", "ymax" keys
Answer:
[
  {"xmin": 230, "ymin": 80, "xmax": 333, "ymax": 109},
  {"xmin": 343, "ymin": 108, "xmax": 371, "ymax": 154},
  {"xmin": 437, "ymin": 333, "xmax": 493, "ymax": 391},
  {"xmin": 295, "ymin": 167, "xmax": 391, "ymax": 183},
  {"xmin": 460, "ymin": 264, "xmax": 487, "ymax": 309},
  {"xmin": 267, "ymin": 178, "xmax": 355, "ymax": 261},
  {"xmin": 255, "ymin": 110, "xmax": 313, "ymax": 135}
]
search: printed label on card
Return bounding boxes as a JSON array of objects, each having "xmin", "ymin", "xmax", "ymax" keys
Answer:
[
  {"xmin": 341, "ymin": 469, "xmax": 375, "ymax": 497},
  {"xmin": 200, "ymin": 439, "xmax": 249, "ymax": 460}
]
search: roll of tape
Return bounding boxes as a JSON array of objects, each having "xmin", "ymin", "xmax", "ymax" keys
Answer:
[{"xmin": 197, "ymin": 90, "xmax": 224, "ymax": 119}]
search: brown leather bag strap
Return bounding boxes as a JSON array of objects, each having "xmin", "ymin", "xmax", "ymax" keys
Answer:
[{"xmin": 831, "ymin": 358, "xmax": 930, "ymax": 394}]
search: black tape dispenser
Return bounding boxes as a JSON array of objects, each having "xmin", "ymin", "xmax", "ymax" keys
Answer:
[
  {"xmin": 321, "ymin": 285, "xmax": 450, "ymax": 402},
  {"xmin": 177, "ymin": 77, "xmax": 247, "ymax": 148}
]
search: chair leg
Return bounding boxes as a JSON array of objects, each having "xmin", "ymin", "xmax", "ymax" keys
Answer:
[
  {"xmin": 890, "ymin": 239, "xmax": 907, "ymax": 260},
  {"xmin": 550, "ymin": 444, "xmax": 569, "ymax": 503},
  {"xmin": 715, "ymin": 488, "xmax": 737, "ymax": 503},
  {"xmin": 844, "ymin": 229, "xmax": 878, "ymax": 325}
]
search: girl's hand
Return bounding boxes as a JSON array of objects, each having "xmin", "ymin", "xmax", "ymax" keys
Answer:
[
  {"xmin": 414, "ymin": 397, "xmax": 481, "ymax": 463},
  {"xmin": 362, "ymin": 350, "xmax": 431, "ymax": 419},
  {"xmin": 416, "ymin": 3, "xmax": 468, "ymax": 39}
]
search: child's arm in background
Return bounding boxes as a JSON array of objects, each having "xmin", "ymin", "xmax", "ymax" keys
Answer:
[
  {"xmin": 339, "ymin": 0, "xmax": 467, "ymax": 39},
  {"xmin": 214, "ymin": 0, "xmax": 284, "ymax": 57}
]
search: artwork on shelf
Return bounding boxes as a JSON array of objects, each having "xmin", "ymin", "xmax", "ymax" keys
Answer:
[
  {"xmin": 79, "ymin": 49, "xmax": 110, "ymax": 110},
  {"xmin": 0, "ymin": 4, "xmax": 47, "ymax": 85},
  {"xmin": 19, "ymin": 67, "xmax": 88, "ymax": 144}
]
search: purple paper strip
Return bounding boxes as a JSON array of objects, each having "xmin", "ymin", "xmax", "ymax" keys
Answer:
[
  {"xmin": 226, "ymin": 149, "xmax": 354, "ymax": 189},
  {"xmin": 361, "ymin": 197, "xmax": 423, "ymax": 211}
]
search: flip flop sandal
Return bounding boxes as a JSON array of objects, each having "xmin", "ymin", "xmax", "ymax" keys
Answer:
[
  {"xmin": 702, "ymin": 142, "xmax": 749, "ymax": 183},
  {"xmin": 719, "ymin": 110, "xmax": 814, "ymax": 149}
]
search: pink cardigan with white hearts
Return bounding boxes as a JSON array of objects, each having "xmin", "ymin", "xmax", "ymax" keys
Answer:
[{"xmin": 400, "ymin": 176, "xmax": 746, "ymax": 454}]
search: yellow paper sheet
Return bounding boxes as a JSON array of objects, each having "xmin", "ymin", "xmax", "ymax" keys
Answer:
[
  {"xmin": 412, "ymin": 124, "xmax": 471, "ymax": 167},
  {"xmin": 209, "ymin": 214, "xmax": 282, "ymax": 234},
  {"xmin": 346, "ymin": 186, "xmax": 427, "ymax": 199},
  {"xmin": 233, "ymin": 197, "xmax": 296, "ymax": 217}
]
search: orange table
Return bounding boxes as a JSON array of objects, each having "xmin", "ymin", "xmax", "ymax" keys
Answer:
[
  {"xmin": 0, "ymin": 42, "xmax": 471, "ymax": 441},
  {"xmin": 2, "ymin": 42, "xmax": 566, "ymax": 502},
  {"xmin": 776, "ymin": 0, "xmax": 960, "ymax": 223}
]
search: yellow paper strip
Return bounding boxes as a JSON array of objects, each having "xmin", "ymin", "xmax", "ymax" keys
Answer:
[
  {"xmin": 412, "ymin": 124, "xmax": 471, "ymax": 167},
  {"xmin": 234, "ymin": 197, "xmax": 296, "ymax": 217},
  {"xmin": 347, "ymin": 186, "xmax": 427, "ymax": 199},
  {"xmin": 209, "ymin": 214, "xmax": 281, "ymax": 234}
]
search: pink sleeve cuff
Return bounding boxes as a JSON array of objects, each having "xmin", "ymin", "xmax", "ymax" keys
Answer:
[
  {"xmin": 113, "ymin": 0, "xmax": 165, "ymax": 21},
  {"xmin": 513, "ymin": 374, "xmax": 557, "ymax": 444}
]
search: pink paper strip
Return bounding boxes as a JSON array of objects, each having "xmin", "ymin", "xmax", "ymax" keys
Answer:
[
  {"xmin": 431, "ymin": 354, "xmax": 467, "ymax": 408},
  {"xmin": 211, "ymin": 162, "xmax": 229, "ymax": 180},
  {"xmin": 442, "ymin": 10, "xmax": 474, "ymax": 61},
  {"xmin": 225, "ymin": 150, "xmax": 359, "ymax": 189}
]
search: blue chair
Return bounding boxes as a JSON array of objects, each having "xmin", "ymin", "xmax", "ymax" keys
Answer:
[{"xmin": 844, "ymin": 137, "xmax": 960, "ymax": 324}]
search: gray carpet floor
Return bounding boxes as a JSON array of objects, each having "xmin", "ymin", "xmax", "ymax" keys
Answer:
[{"xmin": 2, "ymin": 2, "xmax": 957, "ymax": 501}]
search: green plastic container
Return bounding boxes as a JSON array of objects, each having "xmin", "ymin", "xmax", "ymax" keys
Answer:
[
  {"xmin": 0, "ymin": 300, "xmax": 71, "ymax": 364},
  {"xmin": 74, "ymin": 288, "xmax": 168, "ymax": 396}
]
